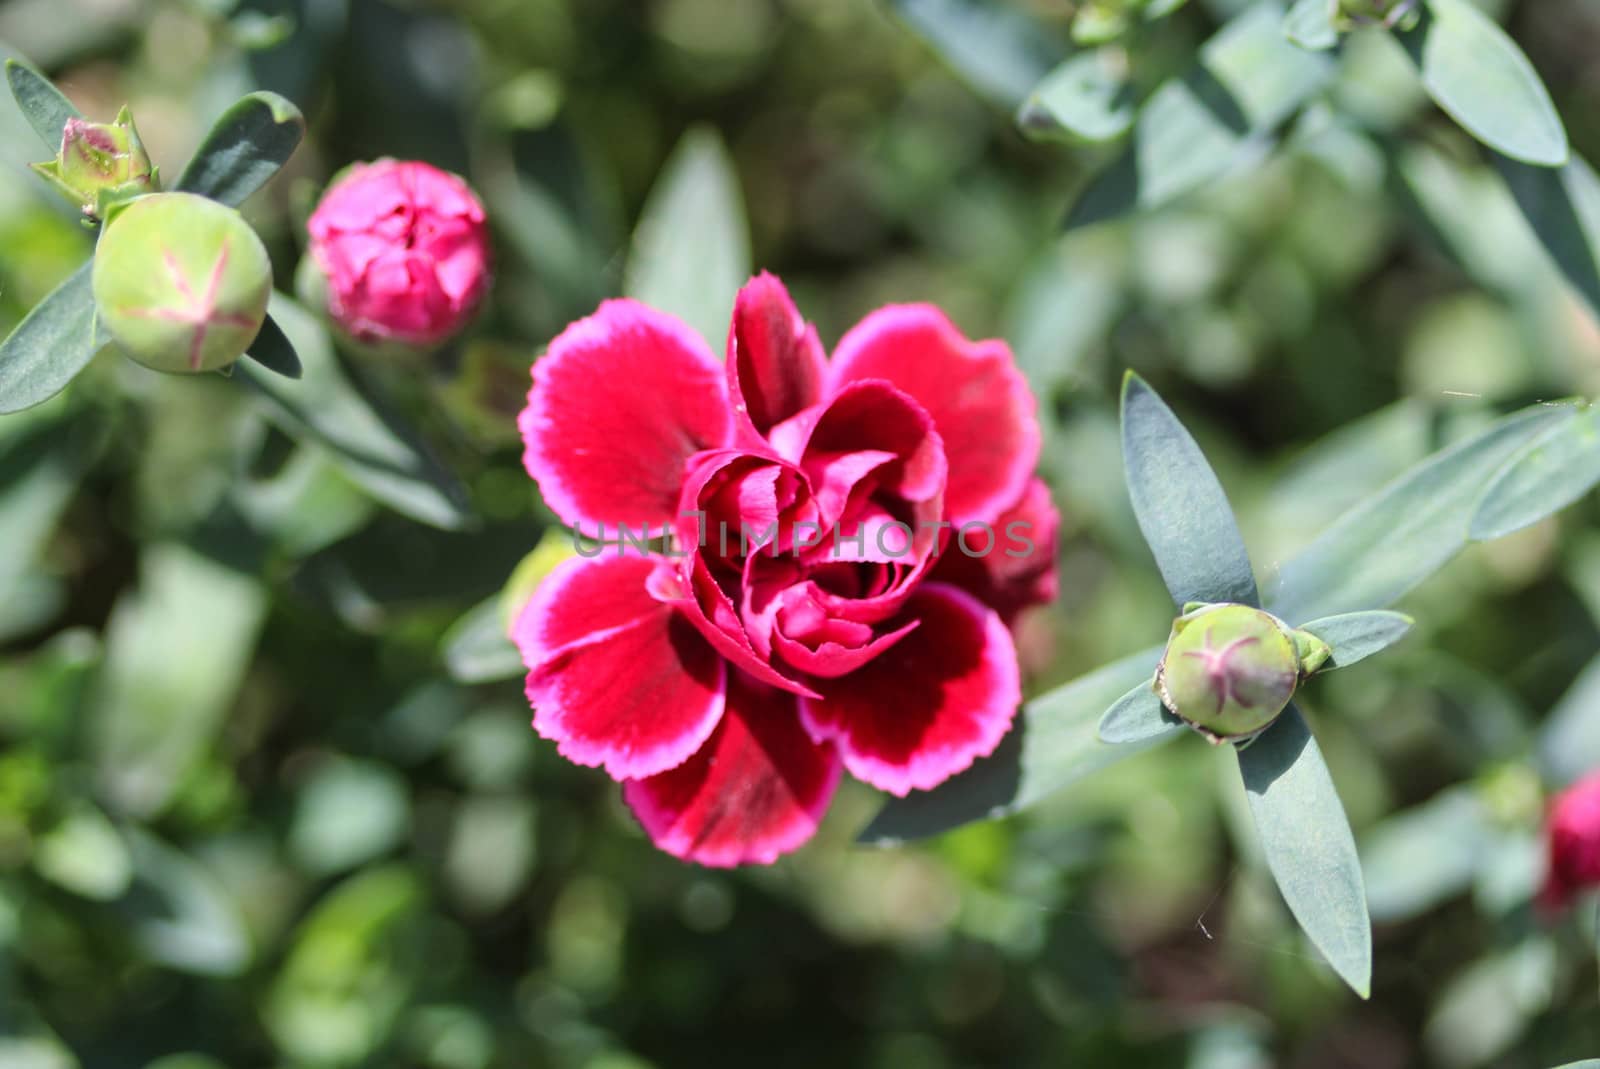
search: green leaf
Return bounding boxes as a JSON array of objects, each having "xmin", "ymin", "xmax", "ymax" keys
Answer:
[
  {"xmin": 1236, "ymin": 704, "xmax": 1371, "ymax": 997},
  {"xmin": 889, "ymin": 0, "xmax": 1061, "ymax": 109},
  {"xmin": 1122, "ymin": 372, "xmax": 1260, "ymax": 608},
  {"xmin": 1017, "ymin": 50, "xmax": 1135, "ymax": 144},
  {"xmin": 288, "ymin": 757, "xmax": 411, "ymax": 876},
  {"xmin": 5, "ymin": 58, "xmax": 81, "ymax": 150},
  {"xmin": 859, "ymin": 646, "xmax": 1163, "ymax": 843},
  {"xmin": 1498, "ymin": 152, "xmax": 1600, "ymax": 319},
  {"xmin": 175, "ymin": 91, "xmax": 306, "ymax": 207},
  {"xmin": 442, "ymin": 595, "xmax": 524, "ymax": 684},
  {"xmin": 1284, "ymin": 0, "xmax": 1338, "ymax": 51},
  {"xmin": 1296, "ymin": 610, "xmax": 1413, "ymax": 669},
  {"xmin": 1265, "ymin": 402, "xmax": 1581, "ymax": 622},
  {"xmin": 1399, "ymin": 0, "xmax": 1568, "ymax": 168},
  {"xmin": 1096, "ymin": 680, "xmax": 1183, "ymax": 744},
  {"xmin": 122, "ymin": 828, "xmax": 252, "ymax": 976},
  {"xmin": 1538, "ymin": 652, "xmax": 1600, "ymax": 787},
  {"xmin": 1360, "ymin": 786, "xmax": 1489, "ymax": 923},
  {"xmin": 1065, "ymin": 0, "xmax": 1334, "ymax": 230},
  {"xmin": 243, "ymin": 312, "xmax": 302, "ymax": 379},
  {"xmin": 1424, "ymin": 938, "xmax": 1556, "ymax": 1068},
  {"xmin": 0, "ymin": 263, "xmax": 103, "ymax": 415},
  {"xmin": 238, "ymin": 295, "xmax": 472, "ymax": 530},
  {"xmin": 1471, "ymin": 404, "xmax": 1600, "ymax": 540},
  {"xmin": 623, "ymin": 126, "xmax": 750, "ymax": 352}
]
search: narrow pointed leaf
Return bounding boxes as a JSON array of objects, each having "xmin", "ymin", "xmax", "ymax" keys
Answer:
[
  {"xmin": 6, "ymin": 59, "xmax": 81, "ymax": 150},
  {"xmin": 1237, "ymin": 704, "xmax": 1371, "ymax": 997},
  {"xmin": 1537, "ymin": 653, "xmax": 1600, "ymax": 788},
  {"xmin": 890, "ymin": 0, "xmax": 1061, "ymax": 109},
  {"xmin": 623, "ymin": 126, "xmax": 750, "ymax": 352},
  {"xmin": 1361, "ymin": 787, "xmax": 1490, "ymax": 923},
  {"xmin": 1497, "ymin": 153, "xmax": 1600, "ymax": 319},
  {"xmin": 242, "ymin": 312, "xmax": 302, "ymax": 379},
  {"xmin": 1398, "ymin": 0, "xmax": 1568, "ymax": 168},
  {"xmin": 238, "ymin": 296, "xmax": 471, "ymax": 530},
  {"xmin": 441, "ymin": 596, "xmax": 523, "ymax": 684},
  {"xmin": 1017, "ymin": 50, "xmax": 1135, "ymax": 144},
  {"xmin": 0, "ymin": 262, "xmax": 102, "ymax": 414},
  {"xmin": 1066, "ymin": 0, "xmax": 1333, "ymax": 230},
  {"xmin": 1296, "ymin": 611, "xmax": 1414, "ymax": 670},
  {"xmin": 1266, "ymin": 402, "xmax": 1581, "ymax": 622},
  {"xmin": 1122, "ymin": 372, "xmax": 1259, "ymax": 608},
  {"xmin": 1284, "ymin": 0, "xmax": 1338, "ymax": 51},
  {"xmin": 1470, "ymin": 405, "xmax": 1600, "ymax": 541},
  {"xmin": 1097, "ymin": 680, "xmax": 1183, "ymax": 744},
  {"xmin": 176, "ymin": 91, "xmax": 305, "ymax": 207},
  {"xmin": 859, "ymin": 645, "xmax": 1163, "ymax": 843}
]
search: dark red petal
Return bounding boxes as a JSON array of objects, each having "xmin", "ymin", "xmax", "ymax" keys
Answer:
[
  {"xmin": 512, "ymin": 552, "xmax": 726, "ymax": 780},
  {"xmin": 623, "ymin": 673, "xmax": 841, "ymax": 867},
  {"xmin": 727, "ymin": 273, "xmax": 826, "ymax": 437},
  {"xmin": 799, "ymin": 582, "xmax": 1021, "ymax": 796},
  {"xmin": 931, "ymin": 477, "xmax": 1061, "ymax": 620},
  {"xmin": 520, "ymin": 300, "xmax": 733, "ymax": 534},
  {"xmin": 828, "ymin": 305, "xmax": 1039, "ymax": 527}
]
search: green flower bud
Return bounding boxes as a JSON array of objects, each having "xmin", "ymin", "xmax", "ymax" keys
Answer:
[
  {"xmin": 1155, "ymin": 603, "xmax": 1309, "ymax": 743},
  {"xmin": 92, "ymin": 193, "xmax": 272, "ymax": 375},
  {"xmin": 31, "ymin": 107, "xmax": 158, "ymax": 219}
]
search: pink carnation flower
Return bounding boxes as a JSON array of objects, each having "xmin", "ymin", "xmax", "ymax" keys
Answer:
[
  {"xmin": 1541, "ymin": 772, "xmax": 1600, "ymax": 910},
  {"xmin": 515, "ymin": 274, "xmax": 1058, "ymax": 866},
  {"xmin": 306, "ymin": 159, "xmax": 489, "ymax": 346}
]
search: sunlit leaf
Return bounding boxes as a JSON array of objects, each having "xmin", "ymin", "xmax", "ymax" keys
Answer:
[
  {"xmin": 175, "ymin": 91, "xmax": 306, "ymax": 207},
  {"xmin": 289, "ymin": 757, "xmax": 411, "ymax": 876},
  {"xmin": 33, "ymin": 805, "xmax": 131, "ymax": 901},
  {"xmin": 1066, "ymin": 0, "xmax": 1333, "ymax": 230},
  {"xmin": 0, "ymin": 263, "xmax": 103, "ymax": 415},
  {"xmin": 1265, "ymin": 402, "xmax": 1581, "ymax": 622},
  {"xmin": 1296, "ymin": 610, "xmax": 1413, "ymax": 668},
  {"xmin": 441, "ymin": 596, "xmax": 523, "ymax": 685},
  {"xmin": 1096, "ymin": 680, "xmax": 1182, "ymax": 744},
  {"xmin": 239, "ymin": 295, "xmax": 471, "ymax": 530},
  {"xmin": 1399, "ymin": 0, "xmax": 1568, "ymax": 168},
  {"xmin": 1017, "ymin": 50, "xmax": 1134, "ymax": 144},
  {"xmin": 121, "ymin": 829, "xmax": 252, "ymax": 976},
  {"xmin": 1122, "ymin": 372, "xmax": 1259, "ymax": 608},
  {"xmin": 1470, "ymin": 404, "xmax": 1600, "ymax": 541},
  {"xmin": 1237, "ymin": 704, "xmax": 1371, "ymax": 997},
  {"xmin": 623, "ymin": 126, "xmax": 750, "ymax": 352},
  {"xmin": 1497, "ymin": 153, "xmax": 1600, "ymax": 320},
  {"xmin": 5, "ymin": 58, "xmax": 81, "ymax": 150},
  {"xmin": 1284, "ymin": 0, "xmax": 1338, "ymax": 51}
]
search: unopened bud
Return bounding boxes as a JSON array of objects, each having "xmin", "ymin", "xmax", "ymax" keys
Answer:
[
  {"xmin": 1154, "ymin": 603, "xmax": 1319, "ymax": 743},
  {"xmin": 92, "ymin": 193, "xmax": 272, "ymax": 374},
  {"xmin": 32, "ymin": 107, "xmax": 157, "ymax": 219}
]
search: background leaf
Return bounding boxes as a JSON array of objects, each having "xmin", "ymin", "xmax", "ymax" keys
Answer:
[
  {"xmin": 175, "ymin": 91, "xmax": 306, "ymax": 207},
  {"xmin": 1296, "ymin": 610, "xmax": 1414, "ymax": 668},
  {"xmin": 1537, "ymin": 651, "xmax": 1600, "ymax": 787},
  {"xmin": 623, "ymin": 126, "xmax": 750, "ymax": 352},
  {"xmin": 1498, "ymin": 152, "xmax": 1600, "ymax": 320},
  {"xmin": 1265, "ymin": 402, "xmax": 1580, "ymax": 622},
  {"xmin": 1399, "ymin": 0, "xmax": 1568, "ymax": 167},
  {"xmin": 1236, "ymin": 704, "xmax": 1371, "ymax": 997},
  {"xmin": 1122, "ymin": 372, "xmax": 1259, "ymax": 607},
  {"xmin": 243, "ymin": 312, "xmax": 302, "ymax": 379},
  {"xmin": 1016, "ymin": 50, "xmax": 1135, "ymax": 144},
  {"xmin": 1360, "ymin": 786, "xmax": 1490, "ymax": 923},
  {"xmin": 0, "ymin": 263, "xmax": 102, "ymax": 415},
  {"xmin": 889, "ymin": 0, "xmax": 1061, "ymax": 109},
  {"xmin": 1284, "ymin": 0, "xmax": 1338, "ymax": 52},
  {"xmin": 1470, "ymin": 404, "xmax": 1600, "ymax": 541},
  {"xmin": 5, "ymin": 57, "xmax": 81, "ymax": 149}
]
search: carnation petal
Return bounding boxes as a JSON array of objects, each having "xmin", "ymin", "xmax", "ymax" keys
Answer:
[
  {"xmin": 728, "ymin": 273, "xmax": 826, "ymax": 437},
  {"xmin": 799, "ymin": 582, "xmax": 1021, "ymax": 796},
  {"xmin": 520, "ymin": 299, "xmax": 733, "ymax": 534},
  {"xmin": 624, "ymin": 672, "xmax": 841, "ymax": 867}
]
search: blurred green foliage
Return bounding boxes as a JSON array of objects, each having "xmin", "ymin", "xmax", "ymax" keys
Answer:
[{"xmin": 1, "ymin": 0, "xmax": 1600, "ymax": 1066}]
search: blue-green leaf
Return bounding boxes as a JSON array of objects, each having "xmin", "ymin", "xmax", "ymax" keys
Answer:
[
  {"xmin": 1096, "ymin": 680, "xmax": 1182, "ymax": 744},
  {"xmin": 1017, "ymin": 50, "xmax": 1135, "ymax": 144},
  {"xmin": 239, "ymin": 296, "xmax": 471, "ymax": 530},
  {"xmin": 243, "ymin": 312, "xmax": 302, "ymax": 379},
  {"xmin": 890, "ymin": 0, "xmax": 1061, "ymax": 109},
  {"xmin": 1122, "ymin": 371, "xmax": 1260, "ymax": 608},
  {"xmin": 0, "ymin": 262, "xmax": 102, "ymax": 414},
  {"xmin": 1236, "ymin": 704, "xmax": 1371, "ymax": 998},
  {"xmin": 442, "ymin": 595, "xmax": 523, "ymax": 685},
  {"xmin": 1537, "ymin": 653, "xmax": 1600, "ymax": 788},
  {"xmin": 1470, "ymin": 404, "xmax": 1600, "ymax": 540},
  {"xmin": 1265, "ymin": 402, "xmax": 1581, "ymax": 622},
  {"xmin": 5, "ymin": 58, "xmax": 81, "ymax": 150},
  {"xmin": 1399, "ymin": 0, "xmax": 1568, "ymax": 168},
  {"xmin": 1360, "ymin": 786, "xmax": 1489, "ymax": 923},
  {"xmin": 123, "ymin": 829, "xmax": 252, "ymax": 976},
  {"xmin": 1296, "ymin": 610, "xmax": 1414, "ymax": 669},
  {"xmin": 859, "ymin": 645, "xmax": 1163, "ymax": 843},
  {"xmin": 175, "ymin": 91, "xmax": 306, "ymax": 207},
  {"xmin": 1065, "ymin": 0, "xmax": 1333, "ymax": 230},
  {"xmin": 623, "ymin": 126, "xmax": 750, "ymax": 352},
  {"xmin": 1497, "ymin": 153, "xmax": 1600, "ymax": 319},
  {"xmin": 1284, "ymin": 0, "xmax": 1338, "ymax": 52}
]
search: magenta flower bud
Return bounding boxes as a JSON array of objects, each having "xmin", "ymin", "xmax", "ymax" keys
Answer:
[
  {"xmin": 305, "ymin": 159, "xmax": 490, "ymax": 349},
  {"xmin": 1154, "ymin": 603, "xmax": 1326, "ymax": 742},
  {"xmin": 1540, "ymin": 773, "xmax": 1600, "ymax": 911},
  {"xmin": 32, "ymin": 106, "xmax": 158, "ymax": 218},
  {"xmin": 92, "ymin": 193, "xmax": 272, "ymax": 374}
]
